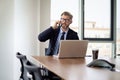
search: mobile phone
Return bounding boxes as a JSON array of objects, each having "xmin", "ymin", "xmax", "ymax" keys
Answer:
[
  {"xmin": 59, "ymin": 21, "xmax": 62, "ymax": 27},
  {"xmin": 59, "ymin": 24, "xmax": 62, "ymax": 27}
]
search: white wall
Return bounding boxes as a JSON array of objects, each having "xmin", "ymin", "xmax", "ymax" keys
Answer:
[
  {"xmin": 14, "ymin": 0, "xmax": 51, "ymax": 79},
  {"xmin": 14, "ymin": 0, "xmax": 40, "ymax": 80},
  {"xmin": 39, "ymin": 0, "xmax": 51, "ymax": 55},
  {"xmin": 0, "ymin": 0, "xmax": 50, "ymax": 79},
  {"xmin": 39, "ymin": 0, "xmax": 50, "ymax": 55},
  {"xmin": 0, "ymin": 0, "xmax": 14, "ymax": 80},
  {"xmin": 14, "ymin": 0, "xmax": 40, "ymax": 55},
  {"xmin": 0, "ymin": 0, "xmax": 48, "ymax": 80}
]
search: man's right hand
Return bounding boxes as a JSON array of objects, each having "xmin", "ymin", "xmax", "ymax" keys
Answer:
[{"xmin": 52, "ymin": 20, "xmax": 61, "ymax": 29}]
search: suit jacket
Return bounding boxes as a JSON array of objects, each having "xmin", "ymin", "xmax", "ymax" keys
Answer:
[{"xmin": 38, "ymin": 27, "xmax": 79, "ymax": 56}]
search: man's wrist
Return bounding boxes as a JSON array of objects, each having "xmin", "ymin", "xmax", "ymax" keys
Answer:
[{"xmin": 52, "ymin": 25, "xmax": 58, "ymax": 29}]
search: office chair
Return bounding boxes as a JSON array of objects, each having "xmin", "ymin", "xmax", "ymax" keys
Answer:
[
  {"xmin": 16, "ymin": 52, "xmax": 30, "ymax": 80},
  {"xmin": 24, "ymin": 60, "xmax": 50, "ymax": 80}
]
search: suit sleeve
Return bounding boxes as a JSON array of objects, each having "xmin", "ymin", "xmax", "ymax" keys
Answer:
[{"xmin": 38, "ymin": 27, "xmax": 54, "ymax": 42}]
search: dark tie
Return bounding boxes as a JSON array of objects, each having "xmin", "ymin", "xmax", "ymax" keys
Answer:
[
  {"xmin": 53, "ymin": 32, "xmax": 65, "ymax": 55},
  {"xmin": 61, "ymin": 32, "xmax": 65, "ymax": 40}
]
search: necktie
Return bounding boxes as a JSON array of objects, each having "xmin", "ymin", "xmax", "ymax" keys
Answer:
[
  {"xmin": 61, "ymin": 32, "xmax": 65, "ymax": 40},
  {"xmin": 53, "ymin": 32, "xmax": 65, "ymax": 55}
]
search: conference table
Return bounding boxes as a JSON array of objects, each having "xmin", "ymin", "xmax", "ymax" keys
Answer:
[{"xmin": 28, "ymin": 56, "xmax": 120, "ymax": 80}]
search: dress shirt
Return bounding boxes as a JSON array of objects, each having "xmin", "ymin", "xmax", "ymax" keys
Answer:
[{"xmin": 53, "ymin": 27, "xmax": 68, "ymax": 55}]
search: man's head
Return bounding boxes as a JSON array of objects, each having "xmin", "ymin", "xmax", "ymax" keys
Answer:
[
  {"xmin": 61, "ymin": 11, "xmax": 73, "ymax": 19},
  {"xmin": 60, "ymin": 11, "xmax": 73, "ymax": 30}
]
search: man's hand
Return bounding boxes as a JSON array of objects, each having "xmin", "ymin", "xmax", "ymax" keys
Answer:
[{"xmin": 52, "ymin": 20, "xmax": 61, "ymax": 29}]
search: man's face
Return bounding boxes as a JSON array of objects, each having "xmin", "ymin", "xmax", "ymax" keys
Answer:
[{"xmin": 60, "ymin": 15, "xmax": 72, "ymax": 29}]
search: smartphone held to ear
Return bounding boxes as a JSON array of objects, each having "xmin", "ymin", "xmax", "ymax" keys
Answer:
[{"xmin": 59, "ymin": 24, "xmax": 62, "ymax": 27}]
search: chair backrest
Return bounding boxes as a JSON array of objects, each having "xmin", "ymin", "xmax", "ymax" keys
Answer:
[
  {"xmin": 16, "ymin": 52, "xmax": 29, "ymax": 80},
  {"xmin": 24, "ymin": 60, "xmax": 43, "ymax": 80}
]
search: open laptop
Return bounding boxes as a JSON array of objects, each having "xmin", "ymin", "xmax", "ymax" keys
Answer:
[{"xmin": 55, "ymin": 40, "xmax": 88, "ymax": 59}]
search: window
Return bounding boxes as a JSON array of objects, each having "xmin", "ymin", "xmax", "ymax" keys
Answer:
[
  {"xmin": 116, "ymin": 0, "xmax": 120, "ymax": 57},
  {"xmin": 83, "ymin": 0, "xmax": 113, "ymax": 41},
  {"xmin": 51, "ymin": 0, "xmax": 117, "ymax": 57},
  {"xmin": 87, "ymin": 43, "xmax": 112, "ymax": 57}
]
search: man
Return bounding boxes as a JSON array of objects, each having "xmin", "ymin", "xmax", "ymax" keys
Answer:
[{"xmin": 38, "ymin": 11, "xmax": 79, "ymax": 56}]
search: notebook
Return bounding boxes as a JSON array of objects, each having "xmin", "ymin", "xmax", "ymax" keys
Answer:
[{"xmin": 55, "ymin": 40, "xmax": 88, "ymax": 59}]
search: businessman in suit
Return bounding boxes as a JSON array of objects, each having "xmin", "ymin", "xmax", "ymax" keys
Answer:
[{"xmin": 38, "ymin": 11, "xmax": 79, "ymax": 56}]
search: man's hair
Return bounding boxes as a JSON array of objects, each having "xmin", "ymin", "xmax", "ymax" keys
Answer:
[{"xmin": 61, "ymin": 11, "xmax": 73, "ymax": 19}]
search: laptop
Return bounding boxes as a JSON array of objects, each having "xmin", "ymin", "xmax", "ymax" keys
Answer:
[{"xmin": 55, "ymin": 40, "xmax": 88, "ymax": 59}]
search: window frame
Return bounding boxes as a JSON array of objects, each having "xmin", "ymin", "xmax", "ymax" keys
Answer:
[{"xmin": 82, "ymin": 0, "xmax": 114, "ymax": 41}]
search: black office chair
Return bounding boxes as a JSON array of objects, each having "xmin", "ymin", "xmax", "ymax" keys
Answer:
[
  {"xmin": 24, "ymin": 60, "xmax": 50, "ymax": 80},
  {"xmin": 16, "ymin": 52, "xmax": 30, "ymax": 80},
  {"xmin": 16, "ymin": 52, "xmax": 61, "ymax": 80}
]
